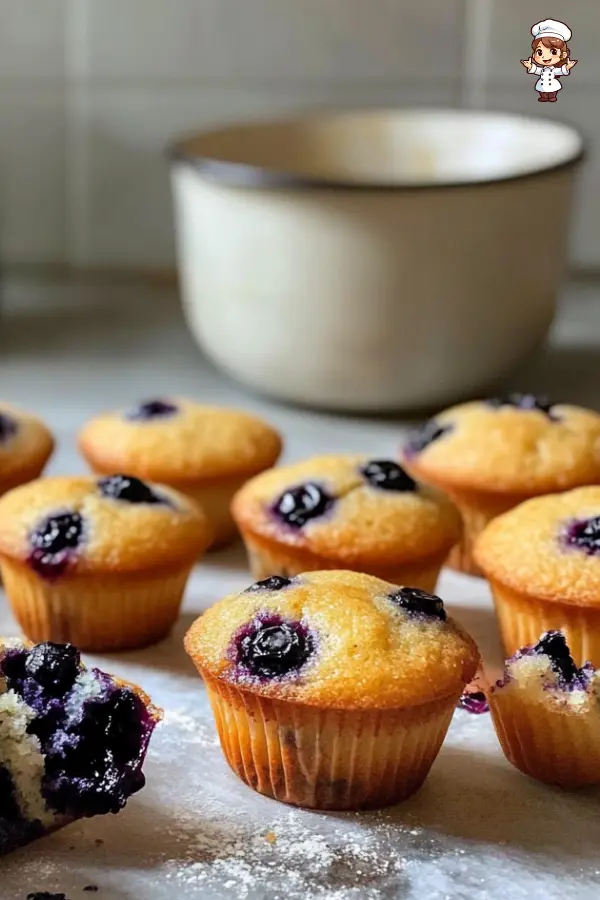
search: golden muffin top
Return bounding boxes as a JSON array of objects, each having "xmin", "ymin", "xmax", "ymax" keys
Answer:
[
  {"xmin": 400, "ymin": 395, "xmax": 600, "ymax": 497},
  {"xmin": 0, "ymin": 403, "xmax": 54, "ymax": 484},
  {"xmin": 231, "ymin": 455, "xmax": 462, "ymax": 568},
  {"xmin": 490, "ymin": 631, "xmax": 599, "ymax": 713},
  {"xmin": 78, "ymin": 398, "xmax": 282, "ymax": 484},
  {"xmin": 474, "ymin": 486, "xmax": 600, "ymax": 606},
  {"xmin": 185, "ymin": 570, "xmax": 479, "ymax": 709},
  {"xmin": 0, "ymin": 475, "xmax": 212, "ymax": 577}
]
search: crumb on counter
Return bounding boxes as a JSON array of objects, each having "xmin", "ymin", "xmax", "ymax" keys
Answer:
[{"xmin": 26, "ymin": 893, "xmax": 68, "ymax": 900}]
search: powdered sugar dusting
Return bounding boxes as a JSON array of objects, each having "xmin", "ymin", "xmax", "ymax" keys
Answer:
[
  {"xmin": 164, "ymin": 810, "xmax": 412, "ymax": 899},
  {"xmin": 162, "ymin": 708, "xmax": 220, "ymax": 747}
]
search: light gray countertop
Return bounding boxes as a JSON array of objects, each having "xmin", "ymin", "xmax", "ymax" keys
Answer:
[{"xmin": 1, "ymin": 275, "xmax": 600, "ymax": 899}]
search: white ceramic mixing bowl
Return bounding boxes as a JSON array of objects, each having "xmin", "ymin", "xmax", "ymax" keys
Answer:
[{"xmin": 170, "ymin": 109, "xmax": 583, "ymax": 412}]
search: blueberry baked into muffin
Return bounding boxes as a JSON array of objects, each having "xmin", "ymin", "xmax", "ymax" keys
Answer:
[
  {"xmin": 0, "ymin": 638, "xmax": 160, "ymax": 855},
  {"xmin": 401, "ymin": 394, "xmax": 600, "ymax": 576},
  {"xmin": 185, "ymin": 570, "xmax": 479, "ymax": 810},
  {"xmin": 231, "ymin": 455, "xmax": 462, "ymax": 590},
  {"xmin": 78, "ymin": 398, "xmax": 282, "ymax": 547},
  {"xmin": 475, "ymin": 486, "xmax": 600, "ymax": 667},
  {"xmin": 487, "ymin": 631, "xmax": 600, "ymax": 788},
  {"xmin": 0, "ymin": 475, "xmax": 212, "ymax": 651},
  {"xmin": 0, "ymin": 403, "xmax": 54, "ymax": 498}
]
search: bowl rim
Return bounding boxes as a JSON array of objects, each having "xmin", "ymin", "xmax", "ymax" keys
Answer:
[{"xmin": 168, "ymin": 107, "xmax": 586, "ymax": 192}]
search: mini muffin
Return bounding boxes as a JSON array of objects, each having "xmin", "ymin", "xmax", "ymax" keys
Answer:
[
  {"xmin": 401, "ymin": 394, "xmax": 600, "ymax": 576},
  {"xmin": 0, "ymin": 403, "xmax": 54, "ymax": 497},
  {"xmin": 78, "ymin": 398, "xmax": 282, "ymax": 548},
  {"xmin": 185, "ymin": 570, "xmax": 479, "ymax": 810},
  {"xmin": 475, "ymin": 486, "xmax": 600, "ymax": 667},
  {"xmin": 0, "ymin": 475, "xmax": 212, "ymax": 651},
  {"xmin": 0, "ymin": 637, "xmax": 161, "ymax": 855},
  {"xmin": 487, "ymin": 631, "xmax": 600, "ymax": 788},
  {"xmin": 231, "ymin": 455, "xmax": 462, "ymax": 590}
]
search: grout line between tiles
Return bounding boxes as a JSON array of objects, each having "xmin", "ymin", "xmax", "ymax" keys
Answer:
[
  {"xmin": 0, "ymin": 76, "xmax": 466, "ymax": 90},
  {"xmin": 64, "ymin": 0, "xmax": 91, "ymax": 267},
  {"xmin": 461, "ymin": 0, "xmax": 493, "ymax": 109}
]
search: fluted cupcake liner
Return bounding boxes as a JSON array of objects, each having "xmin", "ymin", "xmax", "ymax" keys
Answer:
[
  {"xmin": 489, "ymin": 578, "xmax": 600, "ymax": 668},
  {"xmin": 444, "ymin": 494, "xmax": 518, "ymax": 577},
  {"xmin": 202, "ymin": 673, "xmax": 458, "ymax": 810},
  {"xmin": 0, "ymin": 559, "xmax": 193, "ymax": 652},
  {"xmin": 240, "ymin": 531, "xmax": 446, "ymax": 592},
  {"xmin": 488, "ymin": 686, "xmax": 600, "ymax": 788},
  {"xmin": 183, "ymin": 476, "xmax": 248, "ymax": 549}
]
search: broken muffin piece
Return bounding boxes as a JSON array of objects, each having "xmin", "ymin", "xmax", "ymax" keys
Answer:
[
  {"xmin": 0, "ymin": 638, "xmax": 161, "ymax": 855},
  {"xmin": 487, "ymin": 630, "xmax": 600, "ymax": 788}
]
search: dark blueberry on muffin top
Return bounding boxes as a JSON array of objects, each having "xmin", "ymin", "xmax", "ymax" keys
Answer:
[
  {"xmin": 458, "ymin": 690, "xmax": 489, "ymax": 714},
  {"xmin": 361, "ymin": 460, "xmax": 417, "ymax": 492},
  {"xmin": 273, "ymin": 483, "xmax": 333, "ymax": 528},
  {"xmin": 403, "ymin": 421, "xmax": 452, "ymax": 456},
  {"xmin": 485, "ymin": 393, "xmax": 554, "ymax": 416},
  {"xmin": 563, "ymin": 516, "xmax": 600, "ymax": 556},
  {"xmin": 389, "ymin": 587, "xmax": 447, "ymax": 621},
  {"xmin": 125, "ymin": 399, "xmax": 178, "ymax": 421},
  {"xmin": 0, "ymin": 412, "xmax": 17, "ymax": 443},
  {"xmin": 29, "ymin": 512, "xmax": 84, "ymax": 578},
  {"xmin": 245, "ymin": 576, "xmax": 293, "ymax": 593},
  {"xmin": 98, "ymin": 474, "xmax": 163, "ymax": 505},
  {"xmin": 534, "ymin": 631, "xmax": 579, "ymax": 684},
  {"xmin": 235, "ymin": 615, "xmax": 315, "ymax": 679}
]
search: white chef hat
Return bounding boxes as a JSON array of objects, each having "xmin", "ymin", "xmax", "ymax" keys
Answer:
[{"xmin": 531, "ymin": 19, "xmax": 572, "ymax": 42}]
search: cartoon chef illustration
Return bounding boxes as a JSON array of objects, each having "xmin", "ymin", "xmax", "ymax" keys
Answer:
[{"xmin": 521, "ymin": 19, "xmax": 578, "ymax": 102}]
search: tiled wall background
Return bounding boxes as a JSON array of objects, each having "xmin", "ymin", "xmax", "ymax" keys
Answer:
[{"xmin": 1, "ymin": 0, "xmax": 599, "ymax": 270}]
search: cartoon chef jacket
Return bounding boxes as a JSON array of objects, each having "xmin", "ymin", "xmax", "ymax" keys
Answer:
[{"xmin": 528, "ymin": 19, "xmax": 572, "ymax": 92}]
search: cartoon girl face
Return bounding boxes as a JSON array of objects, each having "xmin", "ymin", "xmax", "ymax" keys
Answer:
[{"xmin": 532, "ymin": 37, "xmax": 568, "ymax": 67}]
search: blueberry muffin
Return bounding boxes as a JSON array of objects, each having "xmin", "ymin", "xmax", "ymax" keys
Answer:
[
  {"xmin": 0, "ymin": 638, "xmax": 161, "ymax": 855},
  {"xmin": 0, "ymin": 403, "xmax": 54, "ymax": 498},
  {"xmin": 185, "ymin": 570, "xmax": 479, "ymax": 810},
  {"xmin": 487, "ymin": 632, "xmax": 600, "ymax": 788},
  {"xmin": 78, "ymin": 398, "xmax": 282, "ymax": 548},
  {"xmin": 231, "ymin": 455, "xmax": 462, "ymax": 590},
  {"xmin": 401, "ymin": 394, "xmax": 600, "ymax": 576},
  {"xmin": 475, "ymin": 486, "xmax": 600, "ymax": 667},
  {"xmin": 0, "ymin": 475, "xmax": 212, "ymax": 651}
]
